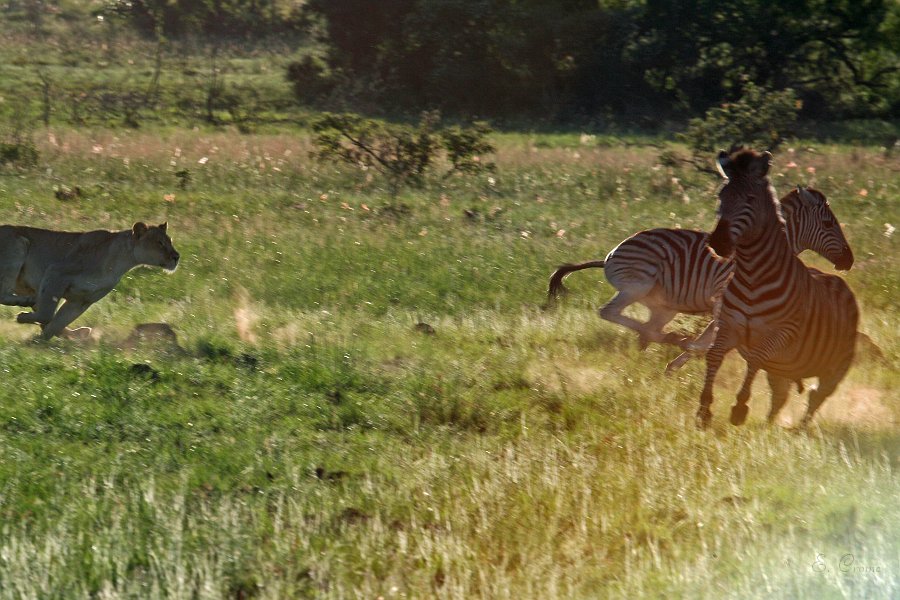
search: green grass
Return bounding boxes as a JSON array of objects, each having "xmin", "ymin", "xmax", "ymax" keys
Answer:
[
  {"xmin": 0, "ymin": 127, "xmax": 896, "ymax": 598},
  {"xmin": 0, "ymin": 6, "xmax": 896, "ymax": 598}
]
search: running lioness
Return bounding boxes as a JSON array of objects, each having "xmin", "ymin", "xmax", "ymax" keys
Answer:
[{"xmin": 0, "ymin": 222, "xmax": 179, "ymax": 340}]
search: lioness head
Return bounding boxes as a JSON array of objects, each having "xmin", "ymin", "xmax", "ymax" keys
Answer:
[{"xmin": 132, "ymin": 222, "xmax": 180, "ymax": 271}]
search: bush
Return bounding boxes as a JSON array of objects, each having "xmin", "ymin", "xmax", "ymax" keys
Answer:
[
  {"xmin": 0, "ymin": 139, "xmax": 39, "ymax": 168},
  {"xmin": 310, "ymin": 111, "xmax": 495, "ymax": 195},
  {"xmin": 285, "ymin": 56, "xmax": 336, "ymax": 103},
  {"xmin": 679, "ymin": 82, "xmax": 800, "ymax": 167}
]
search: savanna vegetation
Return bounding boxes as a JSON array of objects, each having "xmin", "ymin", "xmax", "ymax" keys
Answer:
[{"xmin": 0, "ymin": 1, "xmax": 897, "ymax": 598}]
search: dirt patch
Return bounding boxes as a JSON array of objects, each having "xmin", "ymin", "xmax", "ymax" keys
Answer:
[
  {"xmin": 779, "ymin": 385, "xmax": 897, "ymax": 429},
  {"xmin": 232, "ymin": 286, "xmax": 259, "ymax": 344},
  {"xmin": 525, "ymin": 360, "xmax": 610, "ymax": 397}
]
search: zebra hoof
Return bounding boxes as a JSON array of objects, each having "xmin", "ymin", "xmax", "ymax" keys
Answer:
[
  {"xmin": 730, "ymin": 404, "xmax": 749, "ymax": 426},
  {"xmin": 665, "ymin": 352, "xmax": 691, "ymax": 373},
  {"xmin": 695, "ymin": 407, "xmax": 712, "ymax": 430}
]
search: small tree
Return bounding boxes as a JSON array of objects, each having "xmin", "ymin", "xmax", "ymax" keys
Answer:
[
  {"xmin": 310, "ymin": 111, "xmax": 495, "ymax": 195},
  {"xmin": 678, "ymin": 82, "xmax": 801, "ymax": 170}
]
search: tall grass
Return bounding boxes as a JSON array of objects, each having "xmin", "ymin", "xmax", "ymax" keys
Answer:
[{"xmin": 0, "ymin": 129, "xmax": 896, "ymax": 598}]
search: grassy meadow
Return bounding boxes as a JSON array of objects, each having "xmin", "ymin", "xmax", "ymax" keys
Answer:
[{"xmin": 0, "ymin": 126, "xmax": 895, "ymax": 599}]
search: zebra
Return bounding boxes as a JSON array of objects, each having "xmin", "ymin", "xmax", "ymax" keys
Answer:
[
  {"xmin": 696, "ymin": 148, "xmax": 858, "ymax": 429},
  {"xmin": 545, "ymin": 187, "xmax": 853, "ymax": 356}
]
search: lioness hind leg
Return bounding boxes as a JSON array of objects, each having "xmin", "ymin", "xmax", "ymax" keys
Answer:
[
  {"xmin": 0, "ymin": 235, "xmax": 33, "ymax": 307},
  {"xmin": 39, "ymin": 300, "xmax": 91, "ymax": 340}
]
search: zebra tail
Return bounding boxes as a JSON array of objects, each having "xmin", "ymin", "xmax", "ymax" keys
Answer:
[{"xmin": 544, "ymin": 260, "xmax": 606, "ymax": 309}]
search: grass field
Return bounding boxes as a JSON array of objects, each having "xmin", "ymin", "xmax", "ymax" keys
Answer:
[{"xmin": 0, "ymin": 125, "xmax": 896, "ymax": 598}]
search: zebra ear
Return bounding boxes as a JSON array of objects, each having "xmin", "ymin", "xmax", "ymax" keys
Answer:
[
  {"xmin": 716, "ymin": 150, "xmax": 730, "ymax": 179},
  {"xmin": 754, "ymin": 151, "xmax": 773, "ymax": 176}
]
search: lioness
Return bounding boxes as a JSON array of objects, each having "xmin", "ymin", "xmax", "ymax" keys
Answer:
[{"xmin": 0, "ymin": 221, "xmax": 179, "ymax": 340}]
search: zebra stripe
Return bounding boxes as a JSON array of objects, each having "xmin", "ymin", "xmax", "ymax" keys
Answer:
[
  {"xmin": 697, "ymin": 149, "xmax": 858, "ymax": 429},
  {"xmin": 546, "ymin": 187, "xmax": 852, "ymax": 355},
  {"xmin": 603, "ymin": 228, "xmax": 726, "ymax": 314}
]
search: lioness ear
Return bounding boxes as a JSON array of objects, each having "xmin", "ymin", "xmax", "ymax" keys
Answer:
[
  {"xmin": 159, "ymin": 222, "xmax": 168, "ymax": 232},
  {"xmin": 132, "ymin": 222, "xmax": 149, "ymax": 238}
]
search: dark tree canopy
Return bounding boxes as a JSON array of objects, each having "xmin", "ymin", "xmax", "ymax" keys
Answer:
[
  {"xmin": 297, "ymin": 0, "xmax": 900, "ymax": 121},
  {"xmin": 92, "ymin": 0, "xmax": 900, "ymax": 121}
]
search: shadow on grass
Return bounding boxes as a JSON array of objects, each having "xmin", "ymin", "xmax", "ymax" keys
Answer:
[{"xmin": 821, "ymin": 424, "xmax": 900, "ymax": 469}]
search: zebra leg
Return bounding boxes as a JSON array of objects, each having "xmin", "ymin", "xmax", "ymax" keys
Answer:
[
  {"xmin": 730, "ymin": 364, "xmax": 759, "ymax": 426},
  {"xmin": 766, "ymin": 373, "xmax": 791, "ymax": 424},
  {"xmin": 598, "ymin": 286, "xmax": 657, "ymax": 348},
  {"xmin": 666, "ymin": 318, "xmax": 719, "ymax": 373},
  {"xmin": 687, "ymin": 318, "xmax": 718, "ymax": 352},
  {"xmin": 665, "ymin": 351, "xmax": 692, "ymax": 373},
  {"xmin": 799, "ymin": 366, "xmax": 849, "ymax": 428},
  {"xmin": 697, "ymin": 323, "xmax": 738, "ymax": 429},
  {"xmin": 666, "ymin": 292, "xmax": 725, "ymax": 373},
  {"xmin": 644, "ymin": 304, "xmax": 683, "ymax": 349}
]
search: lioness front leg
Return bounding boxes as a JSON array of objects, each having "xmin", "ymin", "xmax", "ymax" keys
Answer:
[{"xmin": 39, "ymin": 300, "xmax": 92, "ymax": 340}]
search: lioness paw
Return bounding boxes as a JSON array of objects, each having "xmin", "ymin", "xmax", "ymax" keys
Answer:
[{"xmin": 62, "ymin": 327, "xmax": 93, "ymax": 341}]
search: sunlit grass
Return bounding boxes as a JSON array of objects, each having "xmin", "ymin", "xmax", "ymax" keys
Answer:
[{"xmin": 0, "ymin": 127, "xmax": 896, "ymax": 598}]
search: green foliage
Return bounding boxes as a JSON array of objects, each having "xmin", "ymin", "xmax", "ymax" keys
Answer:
[
  {"xmin": 103, "ymin": 0, "xmax": 303, "ymax": 38},
  {"xmin": 310, "ymin": 111, "xmax": 495, "ymax": 193},
  {"xmin": 174, "ymin": 168, "xmax": 192, "ymax": 189},
  {"xmin": 285, "ymin": 55, "xmax": 335, "ymax": 103},
  {"xmin": 303, "ymin": 0, "xmax": 900, "ymax": 120},
  {"xmin": 441, "ymin": 122, "xmax": 497, "ymax": 176},
  {"xmin": 679, "ymin": 83, "xmax": 800, "ymax": 167},
  {"xmin": 0, "ymin": 138, "xmax": 38, "ymax": 168},
  {"xmin": 303, "ymin": 0, "xmax": 646, "ymax": 118},
  {"xmin": 2, "ymin": 1, "xmax": 896, "ymax": 130},
  {"xmin": 632, "ymin": 0, "xmax": 900, "ymax": 118}
]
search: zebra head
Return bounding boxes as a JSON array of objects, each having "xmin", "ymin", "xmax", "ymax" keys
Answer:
[
  {"xmin": 781, "ymin": 187, "xmax": 854, "ymax": 271},
  {"xmin": 709, "ymin": 148, "xmax": 778, "ymax": 258}
]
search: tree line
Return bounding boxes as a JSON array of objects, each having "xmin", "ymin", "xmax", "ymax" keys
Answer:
[
  {"xmin": 293, "ymin": 0, "xmax": 899, "ymax": 122},
  {"xmin": 5, "ymin": 0, "xmax": 900, "ymax": 125}
]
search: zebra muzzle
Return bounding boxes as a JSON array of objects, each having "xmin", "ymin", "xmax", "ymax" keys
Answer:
[{"xmin": 834, "ymin": 247, "xmax": 854, "ymax": 271}]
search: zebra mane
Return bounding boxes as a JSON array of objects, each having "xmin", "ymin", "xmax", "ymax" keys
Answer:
[{"xmin": 769, "ymin": 183, "xmax": 787, "ymax": 228}]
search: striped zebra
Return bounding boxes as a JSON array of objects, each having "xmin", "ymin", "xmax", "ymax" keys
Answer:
[
  {"xmin": 546, "ymin": 187, "xmax": 853, "ymax": 355},
  {"xmin": 697, "ymin": 148, "xmax": 858, "ymax": 429}
]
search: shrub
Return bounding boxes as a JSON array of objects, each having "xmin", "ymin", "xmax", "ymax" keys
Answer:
[
  {"xmin": 679, "ymin": 82, "xmax": 800, "ymax": 167},
  {"xmin": 285, "ymin": 56, "xmax": 336, "ymax": 103},
  {"xmin": 0, "ymin": 139, "xmax": 39, "ymax": 168},
  {"xmin": 310, "ymin": 111, "xmax": 495, "ymax": 195}
]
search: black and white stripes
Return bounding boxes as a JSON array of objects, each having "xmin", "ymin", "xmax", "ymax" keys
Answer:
[
  {"xmin": 697, "ymin": 149, "xmax": 858, "ymax": 428},
  {"xmin": 546, "ymin": 187, "xmax": 853, "ymax": 354}
]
